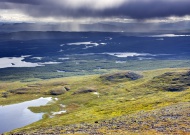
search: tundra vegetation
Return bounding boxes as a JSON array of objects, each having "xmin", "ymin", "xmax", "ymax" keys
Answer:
[{"xmin": 0, "ymin": 68, "xmax": 190, "ymax": 134}]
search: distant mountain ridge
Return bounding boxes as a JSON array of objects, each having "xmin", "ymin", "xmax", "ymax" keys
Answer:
[{"xmin": 0, "ymin": 21, "xmax": 190, "ymax": 33}]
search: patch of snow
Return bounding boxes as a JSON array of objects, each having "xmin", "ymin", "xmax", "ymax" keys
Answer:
[
  {"xmin": 93, "ymin": 92, "xmax": 99, "ymax": 95},
  {"xmin": 52, "ymin": 110, "xmax": 67, "ymax": 115},
  {"xmin": 93, "ymin": 92, "xmax": 100, "ymax": 98},
  {"xmin": 54, "ymin": 98, "xmax": 58, "ymax": 101}
]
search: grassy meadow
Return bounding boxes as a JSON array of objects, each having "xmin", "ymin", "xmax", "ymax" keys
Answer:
[{"xmin": 0, "ymin": 68, "xmax": 189, "ymax": 134}]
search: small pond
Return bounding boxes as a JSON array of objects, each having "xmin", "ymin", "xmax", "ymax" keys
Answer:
[{"xmin": 0, "ymin": 97, "xmax": 52, "ymax": 134}]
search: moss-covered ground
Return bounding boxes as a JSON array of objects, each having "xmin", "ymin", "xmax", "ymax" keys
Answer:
[{"xmin": 0, "ymin": 68, "xmax": 190, "ymax": 134}]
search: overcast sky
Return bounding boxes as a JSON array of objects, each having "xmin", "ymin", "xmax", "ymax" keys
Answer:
[{"xmin": 0, "ymin": 0, "xmax": 190, "ymax": 24}]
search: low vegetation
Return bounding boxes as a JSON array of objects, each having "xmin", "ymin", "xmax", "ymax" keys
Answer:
[
  {"xmin": 1, "ymin": 58, "xmax": 190, "ymax": 82},
  {"xmin": 49, "ymin": 87, "xmax": 67, "ymax": 95},
  {"xmin": 147, "ymin": 71, "xmax": 190, "ymax": 92},
  {"xmin": 100, "ymin": 71, "xmax": 143, "ymax": 82},
  {"xmin": 0, "ymin": 68, "xmax": 190, "ymax": 134}
]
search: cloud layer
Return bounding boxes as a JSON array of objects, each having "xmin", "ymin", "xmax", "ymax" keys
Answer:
[{"xmin": 1, "ymin": 0, "xmax": 190, "ymax": 19}]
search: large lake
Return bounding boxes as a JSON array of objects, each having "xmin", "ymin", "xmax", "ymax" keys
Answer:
[{"xmin": 0, "ymin": 97, "xmax": 52, "ymax": 134}]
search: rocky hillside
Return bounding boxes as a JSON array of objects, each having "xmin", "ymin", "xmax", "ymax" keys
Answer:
[{"xmin": 0, "ymin": 68, "xmax": 189, "ymax": 135}]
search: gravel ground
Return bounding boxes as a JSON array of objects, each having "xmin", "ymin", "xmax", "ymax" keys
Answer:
[{"xmin": 10, "ymin": 102, "xmax": 190, "ymax": 135}]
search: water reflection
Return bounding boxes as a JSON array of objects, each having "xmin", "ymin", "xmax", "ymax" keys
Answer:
[{"xmin": 0, "ymin": 97, "xmax": 52, "ymax": 133}]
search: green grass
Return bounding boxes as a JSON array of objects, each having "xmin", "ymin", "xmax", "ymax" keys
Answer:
[
  {"xmin": 0, "ymin": 68, "xmax": 190, "ymax": 134},
  {"xmin": 1, "ymin": 59, "xmax": 190, "ymax": 81}
]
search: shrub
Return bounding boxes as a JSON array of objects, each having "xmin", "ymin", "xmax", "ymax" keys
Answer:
[{"xmin": 2, "ymin": 92, "xmax": 8, "ymax": 98}]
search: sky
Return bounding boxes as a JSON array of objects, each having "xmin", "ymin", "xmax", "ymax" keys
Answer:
[
  {"xmin": 0, "ymin": 0, "xmax": 190, "ymax": 32},
  {"xmin": 0, "ymin": 0, "xmax": 190, "ymax": 22}
]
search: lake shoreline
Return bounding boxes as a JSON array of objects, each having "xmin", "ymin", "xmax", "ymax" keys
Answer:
[{"xmin": 0, "ymin": 97, "xmax": 52, "ymax": 134}]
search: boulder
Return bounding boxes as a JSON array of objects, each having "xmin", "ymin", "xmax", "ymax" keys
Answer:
[{"xmin": 50, "ymin": 87, "xmax": 67, "ymax": 95}]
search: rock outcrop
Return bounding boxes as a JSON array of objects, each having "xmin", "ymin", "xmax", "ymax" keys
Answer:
[
  {"xmin": 148, "ymin": 71, "xmax": 190, "ymax": 92},
  {"xmin": 72, "ymin": 89, "xmax": 96, "ymax": 95},
  {"xmin": 100, "ymin": 71, "xmax": 143, "ymax": 82}
]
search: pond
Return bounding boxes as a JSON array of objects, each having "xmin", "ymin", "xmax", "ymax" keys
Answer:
[{"xmin": 0, "ymin": 97, "xmax": 52, "ymax": 134}]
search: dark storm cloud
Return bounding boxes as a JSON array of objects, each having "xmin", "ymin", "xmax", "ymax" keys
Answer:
[
  {"xmin": 0, "ymin": 0, "xmax": 39, "ymax": 5},
  {"xmin": 1, "ymin": 0, "xmax": 190, "ymax": 19}
]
